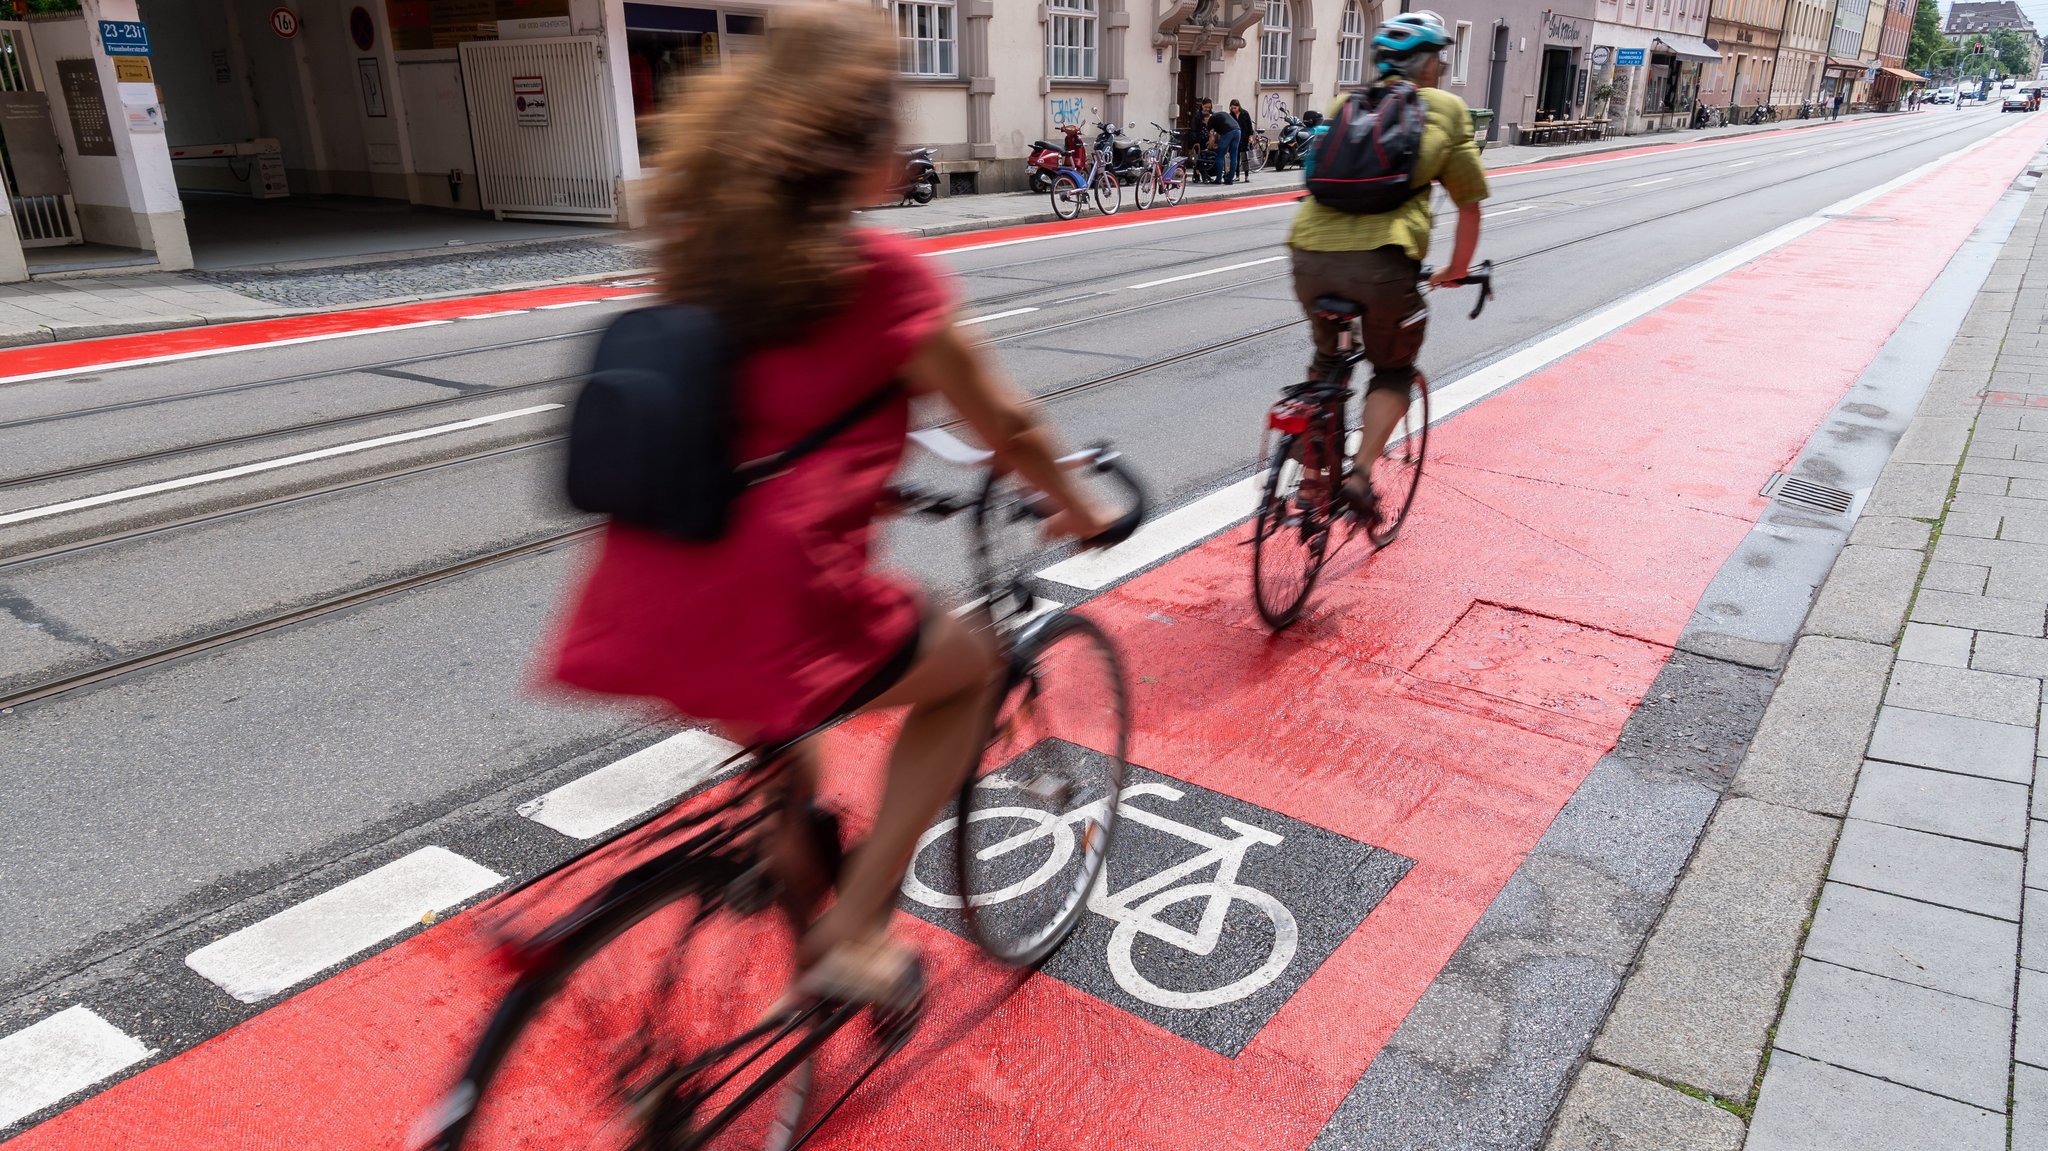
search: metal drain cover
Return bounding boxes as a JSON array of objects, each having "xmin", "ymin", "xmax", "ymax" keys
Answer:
[{"xmin": 1761, "ymin": 473, "xmax": 1855, "ymax": 515}]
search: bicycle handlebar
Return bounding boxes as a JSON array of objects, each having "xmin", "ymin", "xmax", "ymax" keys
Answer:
[
  {"xmin": 1420, "ymin": 259, "xmax": 1497, "ymax": 319},
  {"xmin": 889, "ymin": 438, "xmax": 1150, "ymax": 550}
]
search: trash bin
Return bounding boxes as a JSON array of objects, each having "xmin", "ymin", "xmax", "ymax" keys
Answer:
[{"xmin": 1470, "ymin": 108, "xmax": 1494, "ymax": 149}]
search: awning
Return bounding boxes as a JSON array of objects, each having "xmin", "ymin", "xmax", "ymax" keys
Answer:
[
  {"xmin": 1651, "ymin": 33, "xmax": 1722, "ymax": 61},
  {"xmin": 1824, "ymin": 56, "xmax": 1868, "ymax": 72},
  {"xmin": 1881, "ymin": 65, "xmax": 1928, "ymax": 82},
  {"xmin": 1592, "ymin": 25, "xmax": 1656, "ymax": 52}
]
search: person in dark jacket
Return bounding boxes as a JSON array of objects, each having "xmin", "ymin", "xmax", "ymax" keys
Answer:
[
  {"xmin": 1206, "ymin": 100, "xmax": 1241, "ymax": 184},
  {"xmin": 1229, "ymin": 99, "xmax": 1256, "ymax": 180}
]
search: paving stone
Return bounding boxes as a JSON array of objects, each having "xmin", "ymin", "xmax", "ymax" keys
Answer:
[
  {"xmin": 1849, "ymin": 515, "xmax": 1932, "ymax": 550},
  {"xmin": 1944, "ymin": 510, "xmax": 2005, "ymax": 538},
  {"xmin": 2019, "ymin": 1063, "xmax": 2048, "ymax": 1151},
  {"xmin": 1922, "ymin": 561, "xmax": 1990, "ymax": 595},
  {"xmin": 1865, "ymin": 462, "xmax": 1957, "ymax": 519},
  {"xmin": 1992, "ymin": 561, "xmax": 2048, "ymax": 603},
  {"xmin": 1846, "ymin": 759, "xmax": 2029, "ymax": 847},
  {"xmin": 1976, "ymin": 630, "xmax": 2048, "ymax": 677},
  {"xmin": 2016, "ymin": 478, "xmax": 2048, "ymax": 499},
  {"xmin": 1746, "ymin": 1051, "xmax": 2005, "ymax": 1151},
  {"xmin": 2028, "ymin": 889, "xmax": 2048, "ymax": 972},
  {"xmin": 1541, "ymin": 1061, "xmax": 1743, "ymax": 1151},
  {"xmin": 1829, "ymin": 818, "xmax": 2022, "ymax": 919},
  {"xmin": 2003, "ymin": 509, "xmax": 2048, "ymax": 542},
  {"xmin": 1803, "ymin": 545, "xmax": 1924, "ymax": 642},
  {"xmin": 1937, "ymin": 533, "xmax": 2048, "ymax": 569},
  {"xmin": 2031, "ymin": 822, "xmax": 2048, "ymax": 889},
  {"xmin": 1867, "ymin": 706, "xmax": 2036, "ymax": 783},
  {"xmin": 1589, "ymin": 799, "xmax": 1837, "ymax": 1099},
  {"xmin": 1803, "ymin": 881, "xmax": 2017, "ymax": 1004},
  {"xmin": 2022, "ymin": 968, "xmax": 2048, "ymax": 1069},
  {"xmin": 1773, "ymin": 959, "xmax": 2011, "ymax": 1110},
  {"xmin": 1891, "ymin": 416, "xmax": 1973, "ymax": 466},
  {"xmin": 1886, "ymin": 659, "xmax": 2041, "ymax": 726},
  {"xmin": 1909, "ymin": 588, "xmax": 2048, "ymax": 637},
  {"xmin": 1897, "ymin": 622, "xmax": 1972, "ymax": 667},
  {"xmin": 1733, "ymin": 637, "xmax": 1893, "ymax": 815}
]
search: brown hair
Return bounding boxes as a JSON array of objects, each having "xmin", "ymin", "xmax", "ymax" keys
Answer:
[{"xmin": 649, "ymin": 5, "xmax": 900, "ymax": 352}]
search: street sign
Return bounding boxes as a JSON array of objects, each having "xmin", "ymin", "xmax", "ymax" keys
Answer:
[
  {"xmin": 1615, "ymin": 47, "xmax": 1646, "ymax": 66},
  {"xmin": 513, "ymin": 76, "xmax": 548, "ymax": 127},
  {"xmin": 269, "ymin": 6, "xmax": 299, "ymax": 38},
  {"xmin": 98, "ymin": 20, "xmax": 148, "ymax": 56},
  {"xmin": 348, "ymin": 6, "xmax": 375, "ymax": 51},
  {"xmin": 1592, "ymin": 44, "xmax": 1611, "ymax": 66}
]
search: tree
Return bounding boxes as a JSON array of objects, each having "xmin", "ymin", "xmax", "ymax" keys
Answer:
[
  {"xmin": 1991, "ymin": 27, "xmax": 2034, "ymax": 76},
  {"xmin": 1907, "ymin": 0, "xmax": 1945, "ymax": 72}
]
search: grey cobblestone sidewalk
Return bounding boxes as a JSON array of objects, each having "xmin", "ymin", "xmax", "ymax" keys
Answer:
[{"xmin": 1545, "ymin": 160, "xmax": 2048, "ymax": 1148}]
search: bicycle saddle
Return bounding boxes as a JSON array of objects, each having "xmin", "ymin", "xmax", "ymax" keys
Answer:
[{"xmin": 1312, "ymin": 295, "xmax": 1364, "ymax": 320}]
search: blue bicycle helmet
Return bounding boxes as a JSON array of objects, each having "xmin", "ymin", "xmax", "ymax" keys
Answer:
[{"xmin": 1373, "ymin": 11, "xmax": 1453, "ymax": 76}]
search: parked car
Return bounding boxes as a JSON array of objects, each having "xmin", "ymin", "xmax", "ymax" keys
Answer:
[{"xmin": 1931, "ymin": 86, "xmax": 1957, "ymax": 104}]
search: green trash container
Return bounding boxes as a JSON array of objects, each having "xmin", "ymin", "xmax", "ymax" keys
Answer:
[{"xmin": 1470, "ymin": 108, "xmax": 1494, "ymax": 149}]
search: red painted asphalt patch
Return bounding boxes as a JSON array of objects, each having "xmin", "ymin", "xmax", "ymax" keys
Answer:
[
  {"xmin": 15, "ymin": 117, "xmax": 2045, "ymax": 1148},
  {"xmin": 0, "ymin": 112, "xmax": 1903, "ymax": 386}
]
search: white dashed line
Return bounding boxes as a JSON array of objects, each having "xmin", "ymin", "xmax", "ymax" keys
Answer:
[
  {"xmin": 1629, "ymin": 176, "xmax": 1673, "ymax": 188},
  {"xmin": 455, "ymin": 309, "xmax": 532, "ymax": 321},
  {"xmin": 959, "ymin": 307, "xmax": 1041, "ymax": 326},
  {"xmin": 1484, "ymin": 205, "xmax": 1534, "ymax": 217},
  {"xmin": 0, "ymin": 404, "xmax": 563, "ymax": 527},
  {"xmin": 185, "ymin": 847, "xmax": 503, "ymax": 1003},
  {"xmin": 519, "ymin": 729, "xmax": 743, "ymax": 840},
  {"xmin": 536, "ymin": 300, "xmax": 600, "ymax": 310},
  {"xmin": 0, "ymin": 1007, "xmax": 152, "ymax": 1129},
  {"xmin": 1121, "ymin": 255, "xmax": 1287, "ymax": 291},
  {"xmin": 1727, "ymin": 160, "xmax": 1756, "ymax": 168}
]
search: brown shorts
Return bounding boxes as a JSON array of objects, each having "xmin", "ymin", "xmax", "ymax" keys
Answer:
[{"xmin": 1288, "ymin": 245, "xmax": 1426, "ymax": 396}]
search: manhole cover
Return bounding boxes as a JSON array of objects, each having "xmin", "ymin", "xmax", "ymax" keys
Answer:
[{"xmin": 1761, "ymin": 472, "xmax": 1854, "ymax": 515}]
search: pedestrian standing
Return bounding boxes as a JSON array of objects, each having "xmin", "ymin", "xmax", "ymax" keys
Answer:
[
  {"xmin": 1208, "ymin": 100, "xmax": 1242, "ymax": 184},
  {"xmin": 1230, "ymin": 99, "xmax": 1256, "ymax": 181}
]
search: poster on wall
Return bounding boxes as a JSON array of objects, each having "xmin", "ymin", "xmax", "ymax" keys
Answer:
[
  {"xmin": 358, "ymin": 57, "xmax": 387, "ymax": 116},
  {"xmin": 56, "ymin": 59, "xmax": 116, "ymax": 157},
  {"xmin": 514, "ymin": 75, "xmax": 548, "ymax": 126}
]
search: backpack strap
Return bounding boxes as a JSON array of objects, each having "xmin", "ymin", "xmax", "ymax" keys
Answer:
[{"xmin": 735, "ymin": 379, "xmax": 904, "ymax": 485}]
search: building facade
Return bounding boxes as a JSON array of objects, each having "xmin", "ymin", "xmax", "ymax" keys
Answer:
[
  {"xmin": 1944, "ymin": 1, "xmax": 2044, "ymax": 78},
  {"xmin": 1587, "ymin": 0, "xmax": 1717, "ymax": 133},
  {"xmin": 1700, "ymin": 0, "xmax": 1783, "ymax": 114},
  {"xmin": 1774, "ymin": 0, "xmax": 1832, "ymax": 108}
]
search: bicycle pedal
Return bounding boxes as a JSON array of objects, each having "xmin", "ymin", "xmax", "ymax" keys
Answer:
[{"xmin": 866, "ymin": 963, "xmax": 927, "ymax": 1051}]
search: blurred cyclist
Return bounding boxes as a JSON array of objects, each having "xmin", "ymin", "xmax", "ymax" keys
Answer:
[
  {"xmin": 547, "ymin": 4, "xmax": 1108, "ymax": 1007},
  {"xmin": 1287, "ymin": 11, "xmax": 1488, "ymax": 518}
]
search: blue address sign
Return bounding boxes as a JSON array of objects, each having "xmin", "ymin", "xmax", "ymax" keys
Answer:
[
  {"xmin": 1615, "ymin": 47, "xmax": 1646, "ymax": 66},
  {"xmin": 99, "ymin": 20, "xmax": 150, "ymax": 56}
]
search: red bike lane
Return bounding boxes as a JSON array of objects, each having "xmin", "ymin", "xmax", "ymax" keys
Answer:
[{"xmin": 15, "ymin": 118, "xmax": 2046, "ymax": 1149}]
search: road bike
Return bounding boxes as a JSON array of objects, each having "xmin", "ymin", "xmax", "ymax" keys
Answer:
[
  {"xmin": 904, "ymin": 779, "xmax": 1298, "ymax": 1010},
  {"xmin": 1250, "ymin": 263, "xmax": 1494, "ymax": 631},
  {"xmin": 416, "ymin": 432, "xmax": 1147, "ymax": 1151},
  {"xmin": 1049, "ymin": 124, "xmax": 1123, "ymax": 220},
  {"xmin": 1134, "ymin": 123, "xmax": 1192, "ymax": 210}
]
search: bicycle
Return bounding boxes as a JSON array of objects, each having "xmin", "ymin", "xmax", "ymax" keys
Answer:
[
  {"xmin": 415, "ymin": 433, "xmax": 1147, "ymax": 1151},
  {"xmin": 1249, "ymin": 262, "xmax": 1495, "ymax": 631},
  {"xmin": 1049, "ymin": 122, "xmax": 1123, "ymax": 220},
  {"xmin": 1135, "ymin": 123, "xmax": 1192, "ymax": 210},
  {"xmin": 1243, "ymin": 129, "xmax": 1270, "ymax": 176}
]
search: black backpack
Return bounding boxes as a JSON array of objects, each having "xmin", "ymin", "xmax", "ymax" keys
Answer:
[
  {"xmin": 563, "ymin": 306, "xmax": 897, "ymax": 542},
  {"xmin": 1304, "ymin": 82, "xmax": 1427, "ymax": 214}
]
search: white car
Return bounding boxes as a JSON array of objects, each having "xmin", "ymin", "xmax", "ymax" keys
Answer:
[{"xmin": 1932, "ymin": 86, "xmax": 1958, "ymax": 103}]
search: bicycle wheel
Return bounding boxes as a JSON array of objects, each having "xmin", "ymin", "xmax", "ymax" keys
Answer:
[
  {"xmin": 946, "ymin": 611, "xmax": 1130, "ymax": 967},
  {"xmin": 1093, "ymin": 171, "xmax": 1121, "ymax": 216},
  {"xmin": 1245, "ymin": 139, "xmax": 1268, "ymax": 175},
  {"xmin": 1365, "ymin": 373, "xmax": 1430, "ymax": 549},
  {"xmin": 421, "ymin": 854, "xmax": 825, "ymax": 1151},
  {"xmin": 1135, "ymin": 165, "xmax": 1159, "ymax": 210},
  {"xmin": 1164, "ymin": 163, "xmax": 1189, "ymax": 206},
  {"xmin": 1251, "ymin": 428, "xmax": 1335, "ymax": 631},
  {"xmin": 1049, "ymin": 174, "xmax": 1083, "ymax": 221}
]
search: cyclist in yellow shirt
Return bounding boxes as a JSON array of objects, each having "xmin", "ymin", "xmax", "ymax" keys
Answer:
[{"xmin": 1288, "ymin": 11, "xmax": 1489, "ymax": 517}]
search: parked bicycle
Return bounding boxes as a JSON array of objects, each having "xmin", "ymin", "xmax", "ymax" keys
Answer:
[
  {"xmin": 1136, "ymin": 123, "xmax": 1193, "ymax": 209},
  {"xmin": 1250, "ymin": 263, "xmax": 1495, "ymax": 631},
  {"xmin": 1049, "ymin": 122, "xmax": 1125, "ymax": 220},
  {"xmin": 416, "ymin": 431, "xmax": 1147, "ymax": 1151}
]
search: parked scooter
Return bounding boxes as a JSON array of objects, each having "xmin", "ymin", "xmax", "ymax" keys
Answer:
[
  {"xmin": 1096, "ymin": 122, "xmax": 1147, "ymax": 182},
  {"xmin": 897, "ymin": 147, "xmax": 939, "ymax": 205},
  {"xmin": 1269, "ymin": 106, "xmax": 1320, "ymax": 171},
  {"xmin": 1026, "ymin": 124, "xmax": 1085, "ymax": 194}
]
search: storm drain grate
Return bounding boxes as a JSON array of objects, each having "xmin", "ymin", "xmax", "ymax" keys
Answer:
[{"xmin": 1761, "ymin": 472, "xmax": 1854, "ymax": 515}]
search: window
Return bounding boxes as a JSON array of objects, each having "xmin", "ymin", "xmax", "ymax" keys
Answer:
[
  {"xmin": 1451, "ymin": 21, "xmax": 1473, "ymax": 83},
  {"xmin": 1339, "ymin": 1, "xmax": 1368, "ymax": 86},
  {"xmin": 1261, "ymin": 0, "xmax": 1293, "ymax": 84},
  {"xmin": 1047, "ymin": 0, "xmax": 1098, "ymax": 81},
  {"xmin": 896, "ymin": 1, "xmax": 956, "ymax": 78}
]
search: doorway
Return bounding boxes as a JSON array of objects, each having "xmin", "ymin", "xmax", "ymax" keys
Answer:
[
  {"xmin": 1178, "ymin": 55, "xmax": 1200, "ymax": 127},
  {"xmin": 1538, "ymin": 47, "xmax": 1573, "ymax": 115}
]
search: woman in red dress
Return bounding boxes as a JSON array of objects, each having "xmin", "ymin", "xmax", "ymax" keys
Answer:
[{"xmin": 547, "ymin": 5, "xmax": 1107, "ymax": 1003}]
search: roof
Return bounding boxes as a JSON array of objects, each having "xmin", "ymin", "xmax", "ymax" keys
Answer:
[{"xmin": 1945, "ymin": 1, "xmax": 2037, "ymax": 34}]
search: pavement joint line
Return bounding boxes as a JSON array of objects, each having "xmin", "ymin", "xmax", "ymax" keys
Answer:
[
  {"xmin": 0, "ymin": 403, "xmax": 564, "ymax": 528},
  {"xmin": 0, "ymin": 1006, "xmax": 152, "ymax": 1129},
  {"xmin": 183, "ymin": 847, "xmax": 505, "ymax": 1004}
]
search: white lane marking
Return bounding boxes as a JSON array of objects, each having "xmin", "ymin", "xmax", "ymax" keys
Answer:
[
  {"xmin": 1121, "ymin": 255, "xmax": 1287, "ymax": 291},
  {"xmin": 536, "ymin": 300, "xmax": 599, "ymax": 310},
  {"xmin": 1785, "ymin": 148, "xmax": 1808, "ymax": 156},
  {"xmin": 1629, "ymin": 177, "xmax": 1674, "ymax": 188},
  {"xmin": 0, "ymin": 404, "xmax": 563, "ymax": 528},
  {"xmin": 0, "ymin": 1007, "xmax": 152, "ymax": 1129},
  {"xmin": 520, "ymin": 729, "xmax": 742, "ymax": 840},
  {"xmin": 1484, "ymin": 205, "xmax": 1534, "ymax": 217},
  {"xmin": 185, "ymin": 847, "xmax": 502, "ymax": 1003},
  {"xmin": 605, "ymin": 291, "xmax": 659, "ymax": 301},
  {"xmin": 1038, "ymin": 476, "xmax": 1261, "ymax": 590},
  {"xmin": 456, "ymin": 310, "xmax": 532, "ymax": 321},
  {"xmin": 0, "ymin": 320, "xmax": 455, "ymax": 387},
  {"xmin": 1727, "ymin": 160, "xmax": 1756, "ymax": 168},
  {"xmin": 959, "ymin": 307, "xmax": 1040, "ymax": 326},
  {"xmin": 1036, "ymin": 116, "xmax": 2028, "ymax": 593}
]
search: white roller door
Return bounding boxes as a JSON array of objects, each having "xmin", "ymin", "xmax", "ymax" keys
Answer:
[{"xmin": 458, "ymin": 36, "xmax": 619, "ymax": 221}]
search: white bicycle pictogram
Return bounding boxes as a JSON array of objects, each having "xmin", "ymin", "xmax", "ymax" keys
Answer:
[{"xmin": 903, "ymin": 780, "xmax": 1300, "ymax": 1010}]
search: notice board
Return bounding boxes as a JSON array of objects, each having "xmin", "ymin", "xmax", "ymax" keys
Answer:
[{"xmin": 56, "ymin": 59, "xmax": 116, "ymax": 157}]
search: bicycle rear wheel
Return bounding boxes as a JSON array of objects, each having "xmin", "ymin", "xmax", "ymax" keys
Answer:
[
  {"xmin": 1251, "ymin": 428, "xmax": 1336, "ymax": 630},
  {"xmin": 1049, "ymin": 174, "xmax": 1083, "ymax": 221},
  {"xmin": 1093, "ymin": 172, "xmax": 1122, "ymax": 216},
  {"xmin": 1164, "ymin": 163, "xmax": 1189, "ymax": 206},
  {"xmin": 1365, "ymin": 373, "xmax": 1430, "ymax": 549},
  {"xmin": 1135, "ymin": 165, "xmax": 1159, "ymax": 210},
  {"xmin": 931, "ymin": 611, "xmax": 1130, "ymax": 967},
  {"xmin": 421, "ymin": 854, "xmax": 826, "ymax": 1151}
]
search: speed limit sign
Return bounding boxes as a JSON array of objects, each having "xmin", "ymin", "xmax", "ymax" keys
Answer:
[{"xmin": 270, "ymin": 6, "xmax": 299, "ymax": 37}]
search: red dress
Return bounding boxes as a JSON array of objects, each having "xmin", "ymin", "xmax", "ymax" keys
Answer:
[{"xmin": 547, "ymin": 230, "xmax": 948, "ymax": 737}]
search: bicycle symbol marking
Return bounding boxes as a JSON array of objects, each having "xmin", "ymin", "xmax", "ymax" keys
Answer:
[{"xmin": 903, "ymin": 780, "xmax": 1300, "ymax": 1011}]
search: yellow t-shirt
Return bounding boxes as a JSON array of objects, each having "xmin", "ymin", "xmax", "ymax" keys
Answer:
[{"xmin": 1287, "ymin": 86, "xmax": 1490, "ymax": 262}]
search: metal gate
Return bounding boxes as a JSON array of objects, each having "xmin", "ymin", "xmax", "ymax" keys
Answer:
[
  {"xmin": 0, "ymin": 22, "xmax": 78, "ymax": 246},
  {"xmin": 457, "ymin": 37, "xmax": 619, "ymax": 221}
]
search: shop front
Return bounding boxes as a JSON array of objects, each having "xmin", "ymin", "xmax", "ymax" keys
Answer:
[{"xmin": 1538, "ymin": 10, "xmax": 1591, "ymax": 120}]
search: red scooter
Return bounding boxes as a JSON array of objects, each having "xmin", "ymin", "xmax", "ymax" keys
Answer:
[{"xmin": 1026, "ymin": 124, "xmax": 1084, "ymax": 194}]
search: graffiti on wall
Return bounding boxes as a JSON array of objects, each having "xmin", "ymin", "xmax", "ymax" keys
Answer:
[{"xmin": 1048, "ymin": 97, "xmax": 1087, "ymax": 129}]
